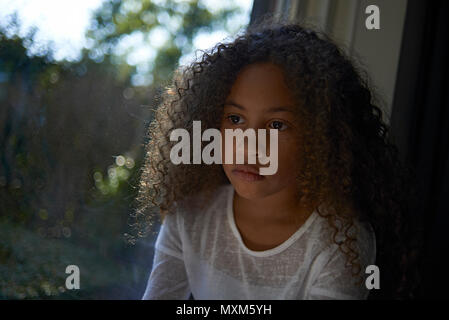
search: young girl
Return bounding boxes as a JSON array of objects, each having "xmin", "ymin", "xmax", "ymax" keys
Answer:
[{"xmin": 135, "ymin": 22, "xmax": 420, "ymax": 300}]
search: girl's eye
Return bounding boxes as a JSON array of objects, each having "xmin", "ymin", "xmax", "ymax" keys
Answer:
[
  {"xmin": 227, "ymin": 115, "xmax": 244, "ymax": 125},
  {"xmin": 269, "ymin": 120, "xmax": 288, "ymax": 131}
]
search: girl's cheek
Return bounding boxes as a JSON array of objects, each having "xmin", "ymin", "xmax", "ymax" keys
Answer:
[
  {"xmin": 278, "ymin": 136, "xmax": 301, "ymax": 165},
  {"xmin": 276, "ymin": 134, "xmax": 296, "ymax": 151}
]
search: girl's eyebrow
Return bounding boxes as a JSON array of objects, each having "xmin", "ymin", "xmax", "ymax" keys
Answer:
[
  {"xmin": 224, "ymin": 100, "xmax": 295, "ymax": 114},
  {"xmin": 224, "ymin": 101, "xmax": 245, "ymax": 110}
]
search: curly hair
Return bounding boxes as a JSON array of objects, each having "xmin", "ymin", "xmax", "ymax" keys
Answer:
[{"xmin": 132, "ymin": 21, "xmax": 422, "ymax": 299}]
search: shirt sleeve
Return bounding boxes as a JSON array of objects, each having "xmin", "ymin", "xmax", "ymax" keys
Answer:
[
  {"xmin": 141, "ymin": 210, "xmax": 191, "ymax": 300},
  {"xmin": 305, "ymin": 221, "xmax": 376, "ymax": 300}
]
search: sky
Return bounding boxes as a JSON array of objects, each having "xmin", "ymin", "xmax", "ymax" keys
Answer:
[
  {"xmin": 0, "ymin": 0, "xmax": 253, "ymax": 62},
  {"xmin": 0, "ymin": 0, "xmax": 105, "ymax": 60}
]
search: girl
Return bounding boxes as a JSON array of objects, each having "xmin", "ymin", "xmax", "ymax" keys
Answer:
[{"xmin": 135, "ymin": 22, "xmax": 420, "ymax": 300}]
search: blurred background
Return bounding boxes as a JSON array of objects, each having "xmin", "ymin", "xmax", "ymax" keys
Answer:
[
  {"xmin": 1, "ymin": 0, "xmax": 448, "ymax": 299},
  {"xmin": 0, "ymin": 0, "xmax": 253, "ymax": 299}
]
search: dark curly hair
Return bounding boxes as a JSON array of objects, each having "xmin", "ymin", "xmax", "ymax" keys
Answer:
[{"xmin": 131, "ymin": 21, "xmax": 422, "ymax": 299}]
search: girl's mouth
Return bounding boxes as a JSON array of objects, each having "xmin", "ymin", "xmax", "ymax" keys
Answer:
[{"xmin": 231, "ymin": 165, "xmax": 265, "ymax": 182}]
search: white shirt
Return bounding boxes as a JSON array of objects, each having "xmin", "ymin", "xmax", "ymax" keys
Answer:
[{"xmin": 142, "ymin": 183, "xmax": 376, "ymax": 300}]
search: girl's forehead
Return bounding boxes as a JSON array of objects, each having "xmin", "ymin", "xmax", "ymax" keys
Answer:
[{"xmin": 225, "ymin": 62, "xmax": 296, "ymax": 112}]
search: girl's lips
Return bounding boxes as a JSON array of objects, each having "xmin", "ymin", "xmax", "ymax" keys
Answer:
[{"xmin": 232, "ymin": 166, "xmax": 265, "ymax": 182}]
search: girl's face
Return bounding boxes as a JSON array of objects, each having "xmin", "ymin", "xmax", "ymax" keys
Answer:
[{"xmin": 220, "ymin": 62, "xmax": 303, "ymax": 200}]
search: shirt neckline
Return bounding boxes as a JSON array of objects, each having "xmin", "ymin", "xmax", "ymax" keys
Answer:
[{"xmin": 225, "ymin": 184, "xmax": 318, "ymax": 257}]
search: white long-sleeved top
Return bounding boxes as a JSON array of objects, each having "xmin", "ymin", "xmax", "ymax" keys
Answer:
[{"xmin": 142, "ymin": 183, "xmax": 376, "ymax": 300}]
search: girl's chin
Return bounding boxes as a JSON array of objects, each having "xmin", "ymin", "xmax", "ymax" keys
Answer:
[{"xmin": 231, "ymin": 181, "xmax": 272, "ymax": 200}]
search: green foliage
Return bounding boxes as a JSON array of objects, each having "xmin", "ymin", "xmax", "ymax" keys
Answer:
[
  {"xmin": 86, "ymin": 0, "xmax": 242, "ymax": 83},
  {"xmin": 0, "ymin": 220, "xmax": 144, "ymax": 299},
  {"xmin": 0, "ymin": 0, "xmax": 248, "ymax": 299},
  {"xmin": 0, "ymin": 22, "xmax": 153, "ymax": 299}
]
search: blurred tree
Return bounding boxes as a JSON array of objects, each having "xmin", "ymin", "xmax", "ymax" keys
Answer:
[
  {"xmin": 0, "ymin": 19, "xmax": 156, "ymax": 299},
  {"xmin": 85, "ymin": 0, "xmax": 242, "ymax": 84},
  {"xmin": 0, "ymin": 0, "xmax": 247, "ymax": 299}
]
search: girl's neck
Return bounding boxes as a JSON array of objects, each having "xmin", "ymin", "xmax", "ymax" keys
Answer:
[{"xmin": 233, "ymin": 184, "xmax": 314, "ymax": 226}]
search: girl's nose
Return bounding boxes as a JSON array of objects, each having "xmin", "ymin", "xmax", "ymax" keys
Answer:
[{"xmin": 234, "ymin": 127, "xmax": 270, "ymax": 165}]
